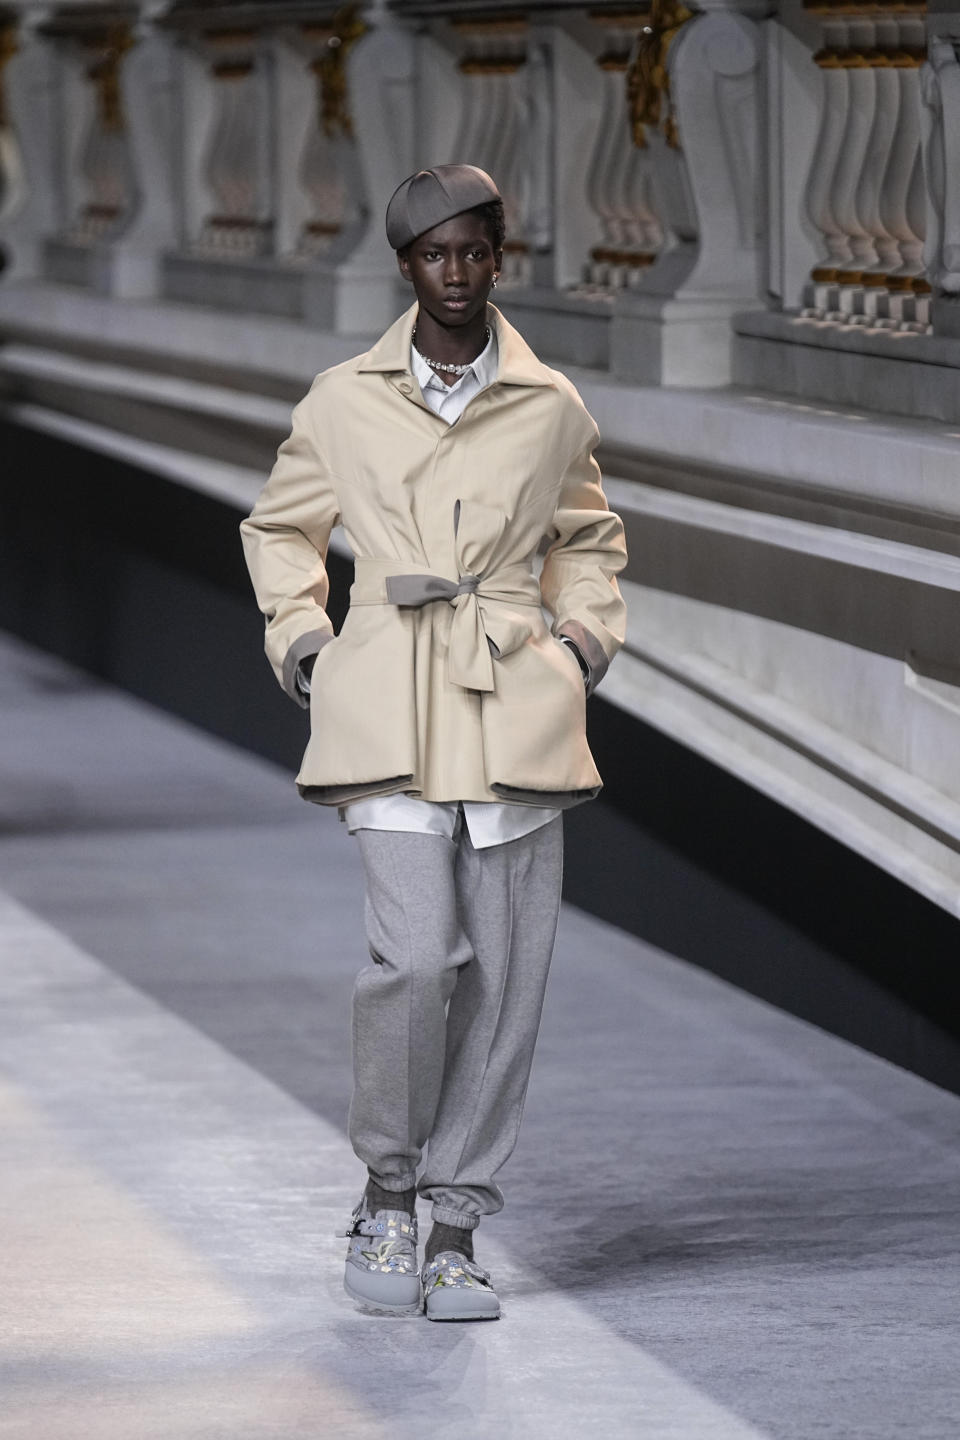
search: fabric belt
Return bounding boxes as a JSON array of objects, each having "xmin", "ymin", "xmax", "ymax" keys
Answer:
[{"xmin": 351, "ymin": 557, "xmax": 541, "ymax": 692}]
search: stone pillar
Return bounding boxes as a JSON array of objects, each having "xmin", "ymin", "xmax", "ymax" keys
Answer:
[
  {"xmin": 922, "ymin": 2, "xmax": 960, "ymax": 336},
  {"xmin": 304, "ymin": 0, "xmax": 415, "ymax": 333},
  {"xmin": 611, "ymin": 0, "xmax": 769, "ymax": 386},
  {"xmin": 93, "ymin": 0, "xmax": 177, "ymax": 298},
  {"xmin": 0, "ymin": 4, "xmax": 59, "ymax": 283}
]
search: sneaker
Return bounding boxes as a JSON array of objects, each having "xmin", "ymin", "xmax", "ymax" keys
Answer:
[
  {"xmin": 342, "ymin": 1199, "xmax": 421, "ymax": 1315},
  {"xmin": 422, "ymin": 1250, "xmax": 501, "ymax": 1321}
]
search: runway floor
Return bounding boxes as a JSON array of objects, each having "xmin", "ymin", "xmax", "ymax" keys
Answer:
[{"xmin": 1, "ymin": 630, "xmax": 958, "ymax": 1440}]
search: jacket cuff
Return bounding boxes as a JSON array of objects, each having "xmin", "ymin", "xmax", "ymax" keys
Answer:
[
  {"xmin": 556, "ymin": 621, "xmax": 609, "ymax": 698},
  {"xmin": 282, "ymin": 628, "xmax": 334, "ymax": 707}
]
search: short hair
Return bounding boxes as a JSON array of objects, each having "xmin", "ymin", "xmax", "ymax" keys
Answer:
[{"xmin": 467, "ymin": 199, "xmax": 506, "ymax": 252}]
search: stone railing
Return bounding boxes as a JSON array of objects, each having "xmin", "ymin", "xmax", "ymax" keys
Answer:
[
  {"xmin": 1, "ymin": 0, "xmax": 960, "ymax": 397},
  {"xmin": 2, "ymin": 0, "xmax": 960, "ymax": 930},
  {"xmin": 799, "ymin": 0, "xmax": 930, "ymax": 332}
]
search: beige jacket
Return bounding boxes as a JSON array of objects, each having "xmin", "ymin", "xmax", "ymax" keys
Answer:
[{"xmin": 240, "ymin": 302, "xmax": 627, "ymax": 808}]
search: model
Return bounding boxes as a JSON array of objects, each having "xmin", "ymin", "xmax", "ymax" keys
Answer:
[{"xmin": 240, "ymin": 164, "xmax": 627, "ymax": 1321}]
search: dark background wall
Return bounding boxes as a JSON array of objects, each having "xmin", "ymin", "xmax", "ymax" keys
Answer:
[{"xmin": 4, "ymin": 418, "xmax": 959, "ymax": 1094}]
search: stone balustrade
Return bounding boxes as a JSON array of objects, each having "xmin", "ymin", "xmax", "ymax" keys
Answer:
[
  {"xmin": 800, "ymin": 0, "xmax": 930, "ymax": 332},
  {"xmin": 1, "ymin": 0, "xmax": 960, "ymax": 929},
  {"xmin": 1, "ymin": 0, "xmax": 960, "ymax": 397}
]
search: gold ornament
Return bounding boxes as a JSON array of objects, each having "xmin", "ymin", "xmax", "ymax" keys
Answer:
[
  {"xmin": 625, "ymin": 0, "xmax": 693, "ymax": 150},
  {"xmin": 307, "ymin": 3, "xmax": 367, "ymax": 140}
]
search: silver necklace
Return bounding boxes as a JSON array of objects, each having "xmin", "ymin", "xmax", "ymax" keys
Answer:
[{"xmin": 413, "ymin": 326, "xmax": 490, "ymax": 376}]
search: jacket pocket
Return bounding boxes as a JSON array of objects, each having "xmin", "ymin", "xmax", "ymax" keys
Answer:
[
  {"xmin": 480, "ymin": 625, "xmax": 600, "ymax": 794},
  {"xmin": 298, "ymin": 607, "xmax": 418, "ymax": 788}
]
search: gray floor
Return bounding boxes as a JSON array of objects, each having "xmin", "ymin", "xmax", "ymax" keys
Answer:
[{"xmin": 1, "ymin": 631, "xmax": 958, "ymax": 1440}]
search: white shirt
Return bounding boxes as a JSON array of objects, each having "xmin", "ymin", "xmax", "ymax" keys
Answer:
[{"xmin": 332, "ymin": 329, "xmax": 564, "ymax": 849}]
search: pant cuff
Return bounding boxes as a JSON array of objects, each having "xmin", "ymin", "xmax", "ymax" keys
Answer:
[
  {"xmin": 368, "ymin": 1168, "xmax": 418, "ymax": 1192},
  {"xmin": 430, "ymin": 1204, "xmax": 480, "ymax": 1230}
]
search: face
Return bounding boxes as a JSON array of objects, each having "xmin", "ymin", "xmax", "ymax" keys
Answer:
[{"xmin": 397, "ymin": 212, "xmax": 502, "ymax": 330}]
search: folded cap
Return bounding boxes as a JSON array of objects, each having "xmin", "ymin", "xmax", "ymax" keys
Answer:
[{"xmin": 385, "ymin": 164, "xmax": 501, "ymax": 250}]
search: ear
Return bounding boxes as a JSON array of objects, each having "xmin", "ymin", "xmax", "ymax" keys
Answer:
[
  {"xmin": 493, "ymin": 248, "xmax": 503, "ymax": 276},
  {"xmin": 396, "ymin": 249, "xmax": 413, "ymax": 283}
]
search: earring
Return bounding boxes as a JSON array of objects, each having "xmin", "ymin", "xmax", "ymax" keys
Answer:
[{"xmin": 492, "ymin": 275, "xmax": 499, "ymax": 288}]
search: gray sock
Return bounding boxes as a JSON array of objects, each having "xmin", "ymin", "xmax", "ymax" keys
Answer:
[
  {"xmin": 425, "ymin": 1221, "xmax": 474, "ymax": 1264},
  {"xmin": 365, "ymin": 1176, "xmax": 417, "ymax": 1219}
]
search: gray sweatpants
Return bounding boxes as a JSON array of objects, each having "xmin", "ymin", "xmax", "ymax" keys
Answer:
[{"xmin": 349, "ymin": 814, "xmax": 563, "ymax": 1230}]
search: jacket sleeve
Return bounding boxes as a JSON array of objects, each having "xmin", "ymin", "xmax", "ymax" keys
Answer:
[
  {"xmin": 239, "ymin": 379, "xmax": 341, "ymax": 707},
  {"xmin": 539, "ymin": 415, "xmax": 628, "ymax": 697}
]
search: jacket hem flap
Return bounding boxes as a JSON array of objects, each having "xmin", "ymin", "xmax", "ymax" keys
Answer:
[
  {"xmin": 298, "ymin": 776, "xmax": 416, "ymax": 807},
  {"xmin": 490, "ymin": 782, "xmax": 601, "ymax": 809}
]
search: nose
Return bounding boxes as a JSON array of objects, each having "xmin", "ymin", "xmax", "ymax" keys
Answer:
[{"xmin": 443, "ymin": 253, "xmax": 467, "ymax": 287}]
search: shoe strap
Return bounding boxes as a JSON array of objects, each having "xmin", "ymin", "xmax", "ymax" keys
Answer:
[
  {"xmin": 343, "ymin": 1204, "xmax": 418, "ymax": 1241},
  {"xmin": 423, "ymin": 1250, "xmax": 491, "ymax": 1285}
]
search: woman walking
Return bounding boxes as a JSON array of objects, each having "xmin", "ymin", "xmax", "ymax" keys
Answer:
[{"xmin": 241, "ymin": 165, "xmax": 627, "ymax": 1321}]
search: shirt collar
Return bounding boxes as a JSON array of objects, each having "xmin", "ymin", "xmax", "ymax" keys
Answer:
[
  {"xmin": 358, "ymin": 301, "xmax": 554, "ymax": 388},
  {"xmin": 410, "ymin": 327, "xmax": 498, "ymax": 394}
]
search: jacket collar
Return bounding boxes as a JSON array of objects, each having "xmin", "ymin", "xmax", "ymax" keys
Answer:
[{"xmin": 356, "ymin": 301, "xmax": 554, "ymax": 389}]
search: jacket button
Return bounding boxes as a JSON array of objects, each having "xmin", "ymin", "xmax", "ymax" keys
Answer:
[{"xmin": 399, "ymin": 381, "xmax": 412, "ymax": 393}]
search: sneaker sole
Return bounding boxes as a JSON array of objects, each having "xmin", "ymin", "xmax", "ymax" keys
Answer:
[
  {"xmin": 343, "ymin": 1273, "xmax": 422, "ymax": 1317},
  {"xmin": 424, "ymin": 1293, "xmax": 501, "ymax": 1322}
]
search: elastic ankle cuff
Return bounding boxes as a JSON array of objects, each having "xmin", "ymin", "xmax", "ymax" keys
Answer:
[
  {"xmin": 430, "ymin": 1205, "xmax": 479, "ymax": 1230},
  {"xmin": 368, "ymin": 1170, "xmax": 418, "ymax": 1193}
]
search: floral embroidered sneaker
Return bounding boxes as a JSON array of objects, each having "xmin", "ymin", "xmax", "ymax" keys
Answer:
[
  {"xmin": 343, "ymin": 1200, "xmax": 421, "ymax": 1315},
  {"xmin": 422, "ymin": 1250, "xmax": 501, "ymax": 1322}
]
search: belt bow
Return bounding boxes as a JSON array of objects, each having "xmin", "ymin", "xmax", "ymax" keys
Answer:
[
  {"xmin": 351, "ymin": 502, "xmax": 542, "ymax": 692},
  {"xmin": 385, "ymin": 570, "xmax": 510, "ymax": 692}
]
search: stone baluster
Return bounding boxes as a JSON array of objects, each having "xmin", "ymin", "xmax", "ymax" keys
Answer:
[
  {"xmin": 921, "ymin": 29, "xmax": 960, "ymax": 337},
  {"xmin": 524, "ymin": 30, "xmax": 556, "ymax": 276},
  {"xmin": 827, "ymin": 19, "xmax": 882, "ymax": 306},
  {"xmin": 802, "ymin": 0, "xmax": 929, "ymax": 331},
  {"xmin": 0, "ymin": 6, "xmax": 62, "ymax": 283},
  {"xmin": 450, "ymin": 17, "xmax": 530, "ymax": 285},
  {"xmin": 803, "ymin": 16, "xmax": 852, "ymax": 312},
  {"xmin": 27, "ymin": 4, "xmax": 140, "ymax": 292},
  {"xmin": 0, "ymin": 10, "xmax": 21, "ymax": 232},
  {"xmin": 292, "ymin": 11, "xmax": 366, "ymax": 260},
  {"xmin": 582, "ymin": 9, "xmax": 664, "ymax": 294},
  {"xmin": 184, "ymin": 24, "xmax": 272, "ymax": 259},
  {"xmin": 64, "ymin": 23, "xmax": 136, "ymax": 248},
  {"xmin": 876, "ymin": 17, "xmax": 928, "ymax": 325}
]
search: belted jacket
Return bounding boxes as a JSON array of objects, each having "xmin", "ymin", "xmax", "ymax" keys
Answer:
[{"xmin": 240, "ymin": 302, "xmax": 628, "ymax": 808}]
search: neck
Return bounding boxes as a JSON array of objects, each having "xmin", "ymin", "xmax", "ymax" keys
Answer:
[{"xmin": 413, "ymin": 306, "xmax": 490, "ymax": 365}]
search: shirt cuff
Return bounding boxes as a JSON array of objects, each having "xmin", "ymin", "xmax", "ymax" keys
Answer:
[{"xmin": 560, "ymin": 636, "xmax": 590, "ymax": 685}]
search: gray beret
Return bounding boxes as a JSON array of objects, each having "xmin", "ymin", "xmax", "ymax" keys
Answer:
[{"xmin": 385, "ymin": 164, "xmax": 501, "ymax": 250}]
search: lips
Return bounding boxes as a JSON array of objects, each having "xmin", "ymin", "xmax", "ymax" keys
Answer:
[{"xmin": 442, "ymin": 296, "xmax": 470, "ymax": 310}]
